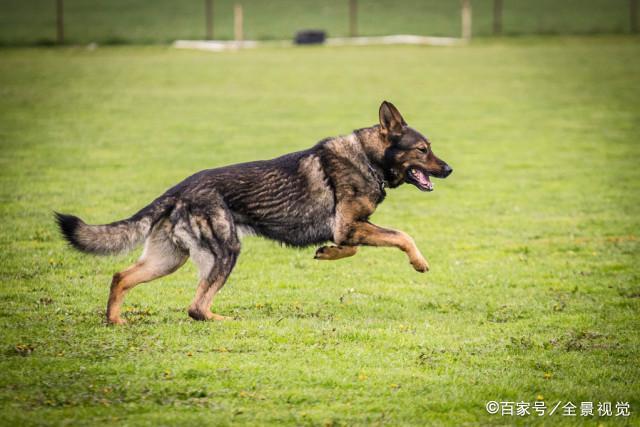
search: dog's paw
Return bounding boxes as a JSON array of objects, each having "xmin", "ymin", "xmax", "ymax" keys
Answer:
[
  {"xmin": 314, "ymin": 246, "xmax": 333, "ymax": 260},
  {"xmin": 188, "ymin": 308, "xmax": 232, "ymax": 321},
  {"xmin": 107, "ymin": 317, "xmax": 127, "ymax": 325},
  {"xmin": 314, "ymin": 245, "xmax": 357, "ymax": 260},
  {"xmin": 411, "ymin": 257, "xmax": 430, "ymax": 273}
]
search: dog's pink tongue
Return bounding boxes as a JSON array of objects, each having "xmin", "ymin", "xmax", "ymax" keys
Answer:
[{"xmin": 416, "ymin": 170, "xmax": 434, "ymax": 190}]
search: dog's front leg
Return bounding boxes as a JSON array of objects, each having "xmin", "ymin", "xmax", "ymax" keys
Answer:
[{"xmin": 340, "ymin": 221, "xmax": 429, "ymax": 272}]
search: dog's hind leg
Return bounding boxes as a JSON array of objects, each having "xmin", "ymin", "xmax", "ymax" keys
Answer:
[
  {"xmin": 176, "ymin": 206, "xmax": 240, "ymax": 321},
  {"xmin": 314, "ymin": 245, "xmax": 358, "ymax": 260},
  {"xmin": 107, "ymin": 224, "xmax": 188, "ymax": 325},
  {"xmin": 188, "ymin": 255, "xmax": 237, "ymax": 321}
]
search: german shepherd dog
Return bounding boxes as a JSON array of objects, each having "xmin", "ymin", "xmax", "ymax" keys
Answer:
[{"xmin": 56, "ymin": 101, "xmax": 452, "ymax": 324}]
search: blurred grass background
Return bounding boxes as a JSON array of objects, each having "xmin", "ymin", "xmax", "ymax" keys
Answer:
[
  {"xmin": 0, "ymin": 0, "xmax": 635, "ymax": 46},
  {"xmin": 1, "ymin": 0, "xmax": 640, "ymax": 425},
  {"xmin": 0, "ymin": 36, "xmax": 639, "ymax": 424}
]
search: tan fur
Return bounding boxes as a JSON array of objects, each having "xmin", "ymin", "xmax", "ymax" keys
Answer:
[
  {"xmin": 188, "ymin": 278, "xmax": 232, "ymax": 321},
  {"xmin": 314, "ymin": 245, "xmax": 358, "ymax": 260},
  {"xmin": 324, "ymin": 199, "xmax": 429, "ymax": 272},
  {"xmin": 107, "ymin": 226, "xmax": 188, "ymax": 324}
]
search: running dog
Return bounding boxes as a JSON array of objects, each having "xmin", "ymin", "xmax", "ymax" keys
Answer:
[{"xmin": 56, "ymin": 101, "xmax": 453, "ymax": 324}]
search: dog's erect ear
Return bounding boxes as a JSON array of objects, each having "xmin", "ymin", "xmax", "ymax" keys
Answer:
[{"xmin": 379, "ymin": 101, "xmax": 406, "ymax": 136}]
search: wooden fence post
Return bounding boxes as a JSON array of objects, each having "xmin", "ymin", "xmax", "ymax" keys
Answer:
[
  {"xmin": 234, "ymin": 4, "xmax": 243, "ymax": 42},
  {"xmin": 56, "ymin": 0, "xmax": 64, "ymax": 44},
  {"xmin": 493, "ymin": 0, "xmax": 502, "ymax": 35},
  {"xmin": 631, "ymin": 0, "xmax": 638, "ymax": 33},
  {"xmin": 205, "ymin": 0, "xmax": 214, "ymax": 40},
  {"xmin": 349, "ymin": 0, "xmax": 358, "ymax": 37},
  {"xmin": 461, "ymin": 0, "xmax": 472, "ymax": 40}
]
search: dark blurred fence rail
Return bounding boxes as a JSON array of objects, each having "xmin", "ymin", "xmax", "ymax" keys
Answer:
[{"xmin": 0, "ymin": 0, "xmax": 637, "ymax": 46}]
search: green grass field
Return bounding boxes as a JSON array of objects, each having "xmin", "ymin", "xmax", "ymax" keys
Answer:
[
  {"xmin": 1, "ymin": 36, "xmax": 639, "ymax": 425},
  {"xmin": 0, "ymin": 0, "xmax": 635, "ymax": 45}
]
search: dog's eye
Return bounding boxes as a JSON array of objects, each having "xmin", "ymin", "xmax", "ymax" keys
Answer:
[{"xmin": 418, "ymin": 146, "xmax": 429, "ymax": 154}]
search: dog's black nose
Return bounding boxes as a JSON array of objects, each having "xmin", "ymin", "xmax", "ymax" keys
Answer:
[{"xmin": 442, "ymin": 164, "xmax": 453, "ymax": 177}]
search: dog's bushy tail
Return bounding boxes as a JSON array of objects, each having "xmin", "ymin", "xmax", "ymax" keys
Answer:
[{"xmin": 55, "ymin": 196, "xmax": 173, "ymax": 255}]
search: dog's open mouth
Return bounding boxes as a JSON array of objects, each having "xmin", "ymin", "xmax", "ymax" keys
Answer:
[{"xmin": 406, "ymin": 167, "xmax": 433, "ymax": 192}]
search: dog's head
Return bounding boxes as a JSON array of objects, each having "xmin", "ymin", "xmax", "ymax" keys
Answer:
[{"xmin": 378, "ymin": 101, "xmax": 452, "ymax": 192}]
